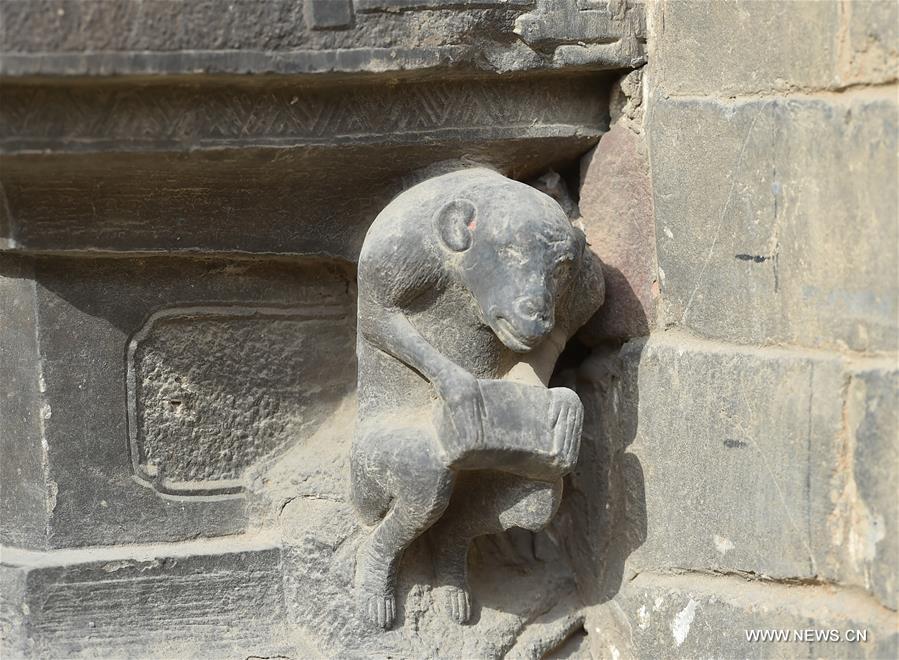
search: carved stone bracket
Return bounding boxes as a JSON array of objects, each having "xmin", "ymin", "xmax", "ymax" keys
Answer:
[{"xmin": 350, "ymin": 167, "xmax": 604, "ymax": 629}]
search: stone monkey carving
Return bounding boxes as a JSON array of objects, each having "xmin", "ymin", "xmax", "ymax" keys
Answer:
[{"xmin": 351, "ymin": 167, "xmax": 604, "ymax": 629}]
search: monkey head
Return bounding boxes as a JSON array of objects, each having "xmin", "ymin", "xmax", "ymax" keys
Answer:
[{"xmin": 434, "ymin": 176, "xmax": 585, "ymax": 353}]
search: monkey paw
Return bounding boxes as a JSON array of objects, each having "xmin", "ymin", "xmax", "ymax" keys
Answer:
[
  {"xmin": 355, "ymin": 543, "xmax": 397, "ymax": 629},
  {"xmin": 359, "ymin": 591, "xmax": 396, "ymax": 630},
  {"xmin": 549, "ymin": 388, "xmax": 583, "ymax": 471},
  {"xmin": 440, "ymin": 585, "xmax": 471, "ymax": 624}
]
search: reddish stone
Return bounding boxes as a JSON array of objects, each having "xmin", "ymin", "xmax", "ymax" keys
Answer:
[{"xmin": 578, "ymin": 123, "xmax": 657, "ymax": 342}]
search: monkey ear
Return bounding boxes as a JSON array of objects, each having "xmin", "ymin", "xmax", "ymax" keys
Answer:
[{"xmin": 434, "ymin": 199, "xmax": 476, "ymax": 252}]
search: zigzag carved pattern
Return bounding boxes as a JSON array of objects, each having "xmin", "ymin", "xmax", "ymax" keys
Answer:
[{"xmin": 0, "ymin": 77, "xmax": 604, "ymax": 147}]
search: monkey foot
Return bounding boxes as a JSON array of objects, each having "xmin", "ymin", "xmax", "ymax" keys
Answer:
[
  {"xmin": 355, "ymin": 543, "xmax": 397, "ymax": 629},
  {"xmin": 355, "ymin": 571, "xmax": 397, "ymax": 629},
  {"xmin": 358, "ymin": 590, "xmax": 396, "ymax": 629},
  {"xmin": 440, "ymin": 585, "xmax": 471, "ymax": 624}
]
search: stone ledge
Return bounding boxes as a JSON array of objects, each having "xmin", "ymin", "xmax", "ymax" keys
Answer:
[
  {"xmin": 0, "ymin": 74, "xmax": 608, "ymax": 154},
  {"xmin": 0, "ymin": 0, "xmax": 645, "ymax": 78},
  {"xmin": 0, "ymin": 72, "xmax": 610, "ymax": 256},
  {"xmin": 0, "ymin": 534, "xmax": 291, "ymax": 659}
]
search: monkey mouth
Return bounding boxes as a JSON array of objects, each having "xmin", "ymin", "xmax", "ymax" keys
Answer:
[{"xmin": 492, "ymin": 315, "xmax": 540, "ymax": 353}]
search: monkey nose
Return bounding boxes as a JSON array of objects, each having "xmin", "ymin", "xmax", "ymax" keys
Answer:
[{"xmin": 516, "ymin": 296, "xmax": 552, "ymax": 326}]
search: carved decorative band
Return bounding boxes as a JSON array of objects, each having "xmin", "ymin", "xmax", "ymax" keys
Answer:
[{"xmin": 0, "ymin": 75, "xmax": 606, "ymax": 152}]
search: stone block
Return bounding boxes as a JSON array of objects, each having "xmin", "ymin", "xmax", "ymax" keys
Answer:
[
  {"xmin": 650, "ymin": 0, "xmax": 841, "ymax": 96},
  {"xmin": 593, "ymin": 335, "xmax": 899, "ymax": 610},
  {"xmin": 620, "ymin": 334, "xmax": 847, "ymax": 584},
  {"xmin": 578, "ymin": 122, "xmax": 657, "ymax": 340},
  {"xmin": 648, "ymin": 95, "xmax": 898, "ymax": 352},
  {"xmin": 304, "ymin": 0, "xmax": 354, "ymax": 30},
  {"xmin": 0, "ymin": 254, "xmax": 356, "ymax": 548},
  {"xmin": 614, "ymin": 572, "xmax": 898, "ymax": 659},
  {"xmin": 829, "ymin": 363, "xmax": 898, "ymax": 609},
  {"xmin": 1, "ymin": 536, "xmax": 289, "ymax": 659},
  {"xmin": 0, "ymin": 262, "xmax": 49, "ymax": 549},
  {"xmin": 838, "ymin": 0, "xmax": 899, "ymax": 86}
]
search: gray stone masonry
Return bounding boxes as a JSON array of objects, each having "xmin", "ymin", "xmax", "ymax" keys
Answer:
[
  {"xmin": 560, "ymin": 0, "xmax": 899, "ymax": 656},
  {"xmin": 2, "ymin": 0, "xmax": 897, "ymax": 657},
  {"xmin": 0, "ymin": 1, "xmax": 648, "ymax": 657}
]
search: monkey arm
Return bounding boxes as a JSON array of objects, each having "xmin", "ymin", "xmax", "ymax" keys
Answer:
[
  {"xmin": 358, "ymin": 298, "xmax": 486, "ymax": 457},
  {"xmin": 358, "ymin": 302, "xmax": 462, "ymax": 386}
]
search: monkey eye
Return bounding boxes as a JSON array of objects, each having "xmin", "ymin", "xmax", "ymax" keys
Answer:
[{"xmin": 552, "ymin": 256, "xmax": 574, "ymax": 284}]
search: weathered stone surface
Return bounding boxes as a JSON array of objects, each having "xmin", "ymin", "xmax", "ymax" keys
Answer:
[
  {"xmin": 615, "ymin": 572, "xmax": 898, "ymax": 659},
  {"xmin": 1, "ymin": 536, "xmax": 289, "ymax": 659},
  {"xmin": 668, "ymin": 337, "xmax": 844, "ymax": 575},
  {"xmin": 0, "ymin": 262, "xmax": 49, "ymax": 549},
  {"xmin": 0, "ymin": 254, "xmax": 355, "ymax": 548},
  {"xmin": 578, "ymin": 122, "xmax": 656, "ymax": 341},
  {"xmin": 830, "ymin": 362, "xmax": 898, "ymax": 609},
  {"xmin": 616, "ymin": 335, "xmax": 842, "ymax": 577},
  {"xmin": 0, "ymin": 565, "xmax": 28, "ymax": 658},
  {"xmin": 0, "ymin": 0, "xmax": 644, "ymax": 77},
  {"xmin": 581, "ymin": 335, "xmax": 899, "ymax": 610},
  {"xmin": 649, "ymin": 0, "xmax": 895, "ymax": 96},
  {"xmin": 0, "ymin": 75, "xmax": 608, "ymax": 256},
  {"xmin": 838, "ymin": 0, "xmax": 899, "ymax": 87},
  {"xmin": 515, "ymin": 0, "xmax": 646, "ymax": 70},
  {"xmin": 649, "ymin": 94, "xmax": 898, "ymax": 352},
  {"xmin": 128, "ymin": 305, "xmax": 352, "ymax": 497}
]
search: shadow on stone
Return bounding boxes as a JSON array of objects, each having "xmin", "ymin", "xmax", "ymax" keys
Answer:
[{"xmin": 551, "ymin": 270, "xmax": 649, "ymax": 643}]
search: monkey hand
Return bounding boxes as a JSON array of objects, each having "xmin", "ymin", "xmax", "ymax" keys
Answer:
[{"xmin": 435, "ymin": 367, "xmax": 485, "ymax": 460}]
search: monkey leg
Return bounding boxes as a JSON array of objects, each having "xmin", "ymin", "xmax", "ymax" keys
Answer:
[
  {"xmin": 428, "ymin": 472, "xmax": 563, "ymax": 624},
  {"xmin": 350, "ymin": 430, "xmax": 392, "ymax": 526},
  {"xmin": 352, "ymin": 424, "xmax": 455, "ymax": 629}
]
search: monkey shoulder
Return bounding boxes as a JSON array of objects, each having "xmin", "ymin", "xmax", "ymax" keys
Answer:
[
  {"xmin": 359, "ymin": 207, "xmax": 453, "ymax": 303},
  {"xmin": 557, "ymin": 247, "xmax": 606, "ymax": 337}
]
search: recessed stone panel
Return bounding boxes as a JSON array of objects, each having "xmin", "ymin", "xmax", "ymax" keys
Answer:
[
  {"xmin": 128, "ymin": 305, "xmax": 354, "ymax": 497},
  {"xmin": 0, "ymin": 254, "xmax": 357, "ymax": 548}
]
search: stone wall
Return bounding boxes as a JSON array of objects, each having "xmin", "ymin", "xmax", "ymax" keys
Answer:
[
  {"xmin": 1, "ymin": 1, "xmax": 896, "ymax": 658},
  {"xmin": 0, "ymin": 1, "xmax": 641, "ymax": 657},
  {"xmin": 574, "ymin": 1, "xmax": 897, "ymax": 657}
]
